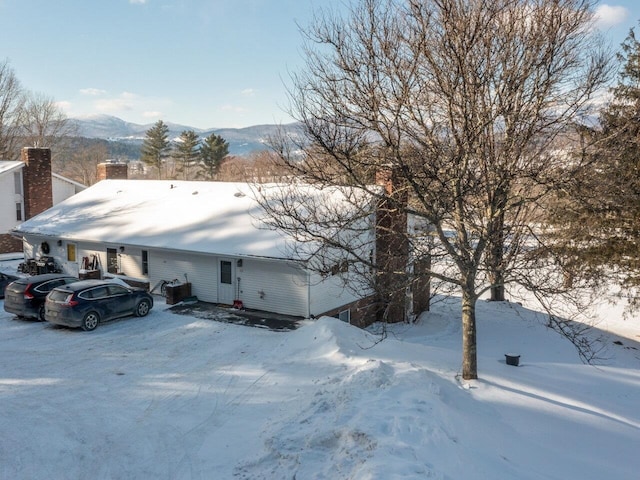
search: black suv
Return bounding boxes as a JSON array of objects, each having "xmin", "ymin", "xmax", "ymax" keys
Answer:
[
  {"xmin": 45, "ymin": 280, "xmax": 153, "ymax": 331},
  {"xmin": 4, "ymin": 274, "xmax": 78, "ymax": 321}
]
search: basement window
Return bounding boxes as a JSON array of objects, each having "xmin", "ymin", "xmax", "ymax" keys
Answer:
[{"xmin": 338, "ymin": 309, "xmax": 351, "ymax": 324}]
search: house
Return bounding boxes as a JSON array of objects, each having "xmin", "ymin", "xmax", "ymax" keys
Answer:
[
  {"xmin": 10, "ymin": 178, "xmax": 382, "ymax": 323},
  {"xmin": 0, "ymin": 148, "xmax": 85, "ymax": 254}
]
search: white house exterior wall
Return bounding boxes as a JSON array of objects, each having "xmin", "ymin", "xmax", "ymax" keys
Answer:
[
  {"xmin": 19, "ymin": 234, "xmax": 311, "ymax": 317},
  {"xmin": 52, "ymin": 176, "xmax": 79, "ymax": 205},
  {"xmin": 0, "ymin": 171, "xmax": 18, "ymax": 234},
  {"xmin": 147, "ymin": 249, "xmax": 217, "ymax": 302},
  {"xmin": 236, "ymin": 258, "xmax": 309, "ymax": 317}
]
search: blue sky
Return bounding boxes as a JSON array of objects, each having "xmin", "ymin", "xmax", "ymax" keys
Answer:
[{"xmin": 0, "ymin": 1, "xmax": 638, "ymax": 129}]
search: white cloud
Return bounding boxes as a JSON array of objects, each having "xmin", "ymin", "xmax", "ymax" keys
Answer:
[
  {"xmin": 94, "ymin": 92, "xmax": 140, "ymax": 113},
  {"xmin": 241, "ymin": 88, "xmax": 256, "ymax": 97},
  {"xmin": 220, "ymin": 104, "xmax": 249, "ymax": 114},
  {"xmin": 594, "ymin": 4, "xmax": 628, "ymax": 29},
  {"xmin": 55, "ymin": 100, "xmax": 72, "ymax": 112},
  {"xmin": 79, "ymin": 88, "xmax": 107, "ymax": 96},
  {"xmin": 142, "ymin": 111, "xmax": 163, "ymax": 119},
  {"xmin": 129, "ymin": 0, "xmax": 146, "ymax": 4}
]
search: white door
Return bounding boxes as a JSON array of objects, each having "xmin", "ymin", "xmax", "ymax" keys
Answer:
[{"xmin": 218, "ymin": 259, "xmax": 235, "ymax": 305}]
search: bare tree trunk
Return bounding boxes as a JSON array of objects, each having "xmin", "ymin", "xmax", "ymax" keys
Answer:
[
  {"xmin": 461, "ymin": 287, "xmax": 478, "ymax": 380},
  {"xmin": 488, "ymin": 211, "xmax": 506, "ymax": 301}
]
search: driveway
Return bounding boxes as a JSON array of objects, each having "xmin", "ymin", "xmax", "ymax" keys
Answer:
[{"xmin": 169, "ymin": 301, "xmax": 303, "ymax": 331}]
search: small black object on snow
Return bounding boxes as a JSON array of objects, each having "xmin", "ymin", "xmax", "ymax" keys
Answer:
[{"xmin": 505, "ymin": 354, "xmax": 520, "ymax": 366}]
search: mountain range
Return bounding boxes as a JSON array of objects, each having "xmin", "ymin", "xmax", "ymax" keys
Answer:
[{"xmin": 69, "ymin": 114, "xmax": 302, "ymax": 156}]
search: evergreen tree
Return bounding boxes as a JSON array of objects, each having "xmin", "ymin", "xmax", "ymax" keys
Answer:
[
  {"xmin": 174, "ymin": 130, "xmax": 200, "ymax": 180},
  {"xmin": 141, "ymin": 120, "xmax": 170, "ymax": 179},
  {"xmin": 547, "ymin": 25, "xmax": 640, "ymax": 309},
  {"xmin": 198, "ymin": 133, "xmax": 229, "ymax": 180}
]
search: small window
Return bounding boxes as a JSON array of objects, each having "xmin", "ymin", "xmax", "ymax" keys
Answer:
[
  {"xmin": 142, "ymin": 250, "xmax": 149, "ymax": 275},
  {"xmin": 338, "ymin": 309, "xmax": 351, "ymax": 323},
  {"xmin": 67, "ymin": 244, "xmax": 76, "ymax": 262},
  {"xmin": 220, "ymin": 260, "xmax": 232, "ymax": 284},
  {"xmin": 15, "ymin": 203, "xmax": 22, "ymax": 221},
  {"xmin": 14, "ymin": 171, "xmax": 22, "ymax": 195}
]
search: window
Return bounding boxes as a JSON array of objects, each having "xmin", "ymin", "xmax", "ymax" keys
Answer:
[
  {"xmin": 13, "ymin": 171, "xmax": 22, "ymax": 195},
  {"xmin": 142, "ymin": 250, "xmax": 149, "ymax": 275},
  {"xmin": 15, "ymin": 203, "xmax": 22, "ymax": 221},
  {"xmin": 338, "ymin": 309, "xmax": 351, "ymax": 323},
  {"xmin": 220, "ymin": 260, "xmax": 232, "ymax": 284},
  {"xmin": 67, "ymin": 244, "xmax": 76, "ymax": 262}
]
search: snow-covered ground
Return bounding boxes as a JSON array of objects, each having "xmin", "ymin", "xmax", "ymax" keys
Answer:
[{"xmin": 0, "ymin": 258, "xmax": 638, "ymax": 479}]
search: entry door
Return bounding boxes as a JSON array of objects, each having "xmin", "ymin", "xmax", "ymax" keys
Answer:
[
  {"xmin": 107, "ymin": 248, "xmax": 118, "ymax": 274},
  {"xmin": 218, "ymin": 259, "xmax": 235, "ymax": 305}
]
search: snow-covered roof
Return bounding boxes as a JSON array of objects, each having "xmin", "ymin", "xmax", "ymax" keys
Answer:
[
  {"xmin": 11, "ymin": 180, "xmax": 325, "ymax": 260},
  {"xmin": 0, "ymin": 160, "xmax": 24, "ymax": 176}
]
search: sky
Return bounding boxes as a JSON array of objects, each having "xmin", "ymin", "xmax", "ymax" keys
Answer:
[{"xmin": 0, "ymin": 0, "xmax": 639, "ymax": 130}]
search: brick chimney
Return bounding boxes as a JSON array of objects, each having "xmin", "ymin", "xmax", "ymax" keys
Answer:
[
  {"xmin": 375, "ymin": 166, "xmax": 409, "ymax": 322},
  {"xmin": 21, "ymin": 147, "xmax": 53, "ymax": 220},
  {"xmin": 97, "ymin": 160, "xmax": 128, "ymax": 181}
]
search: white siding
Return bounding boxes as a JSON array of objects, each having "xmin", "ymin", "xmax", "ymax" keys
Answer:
[
  {"xmin": 52, "ymin": 177, "xmax": 78, "ymax": 205},
  {"xmin": 237, "ymin": 258, "xmax": 308, "ymax": 317},
  {"xmin": 0, "ymin": 171, "xmax": 20, "ymax": 234},
  {"xmin": 20, "ymin": 234, "xmax": 312, "ymax": 317},
  {"xmin": 148, "ymin": 250, "xmax": 218, "ymax": 302}
]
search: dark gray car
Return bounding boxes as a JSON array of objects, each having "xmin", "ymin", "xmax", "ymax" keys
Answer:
[
  {"xmin": 45, "ymin": 279, "xmax": 153, "ymax": 331},
  {"xmin": 3, "ymin": 273, "xmax": 78, "ymax": 320}
]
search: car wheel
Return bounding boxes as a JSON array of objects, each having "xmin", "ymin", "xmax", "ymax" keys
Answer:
[
  {"xmin": 135, "ymin": 299, "xmax": 151, "ymax": 317},
  {"xmin": 82, "ymin": 312, "xmax": 100, "ymax": 331},
  {"xmin": 38, "ymin": 305, "xmax": 46, "ymax": 322}
]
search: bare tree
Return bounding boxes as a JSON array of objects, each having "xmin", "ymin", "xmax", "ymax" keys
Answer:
[
  {"xmin": 59, "ymin": 142, "xmax": 109, "ymax": 186},
  {"xmin": 0, "ymin": 59, "xmax": 25, "ymax": 160},
  {"xmin": 218, "ymin": 151, "xmax": 292, "ymax": 182},
  {"xmin": 19, "ymin": 91, "xmax": 76, "ymax": 153},
  {"xmin": 264, "ymin": 0, "xmax": 612, "ymax": 379}
]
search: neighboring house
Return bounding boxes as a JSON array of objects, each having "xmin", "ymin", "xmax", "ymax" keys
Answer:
[
  {"xmin": 0, "ymin": 148, "xmax": 85, "ymax": 254},
  {"xmin": 10, "ymin": 179, "xmax": 374, "ymax": 323},
  {"xmin": 52, "ymin": 173, "xmax": 86, "ymax": 205}
]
